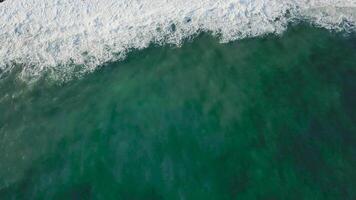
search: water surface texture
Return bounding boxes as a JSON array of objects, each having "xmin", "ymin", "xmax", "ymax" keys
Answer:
[{"xmin": 1, "ymin": 25, "xmax": 356, "ymax": 199}]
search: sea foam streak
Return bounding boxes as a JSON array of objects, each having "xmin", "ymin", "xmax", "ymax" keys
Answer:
[{"xmin": 0, "ymin": 0, "xmax": 355, "ymax": 81}]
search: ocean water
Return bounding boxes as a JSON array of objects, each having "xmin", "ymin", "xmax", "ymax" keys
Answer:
[
  {"xmin": 1, "ymin": 25, "xmax": 356, "ymax": 199},
  {"xmin": 1, "ymin": 1, "xmax": 356, "ymax": 200}
]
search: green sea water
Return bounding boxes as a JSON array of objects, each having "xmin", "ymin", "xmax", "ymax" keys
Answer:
[{"xmin": 0, "ymin": 25, "xmax": 356, "ymax": 199}]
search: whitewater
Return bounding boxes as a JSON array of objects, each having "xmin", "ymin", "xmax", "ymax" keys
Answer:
[{"xmin": 0, "ymin": 0, "xmax": 355, "ymax": 81}]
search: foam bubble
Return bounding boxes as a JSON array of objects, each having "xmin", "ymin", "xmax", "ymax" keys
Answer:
[{"xmin": 0, "ymin": 0, "xmax": 355, "ymax": 82}]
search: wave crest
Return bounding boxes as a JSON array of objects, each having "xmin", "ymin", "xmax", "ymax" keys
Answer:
[{"xmin": 0, "ymin": 0, "xmax": 355, "ymax": 81}]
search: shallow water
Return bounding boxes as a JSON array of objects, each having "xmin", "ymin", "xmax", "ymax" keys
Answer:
[{"xmin": 0, "ymin": 25, "xmax": 356, "ymax": 199}]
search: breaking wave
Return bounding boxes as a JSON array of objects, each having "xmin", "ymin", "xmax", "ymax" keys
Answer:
[{"xmin": 0, "ymin": 0, "xmax": 355, "ymax": 81}]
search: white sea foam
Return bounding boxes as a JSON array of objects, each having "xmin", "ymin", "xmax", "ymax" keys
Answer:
[{"xmin": 0, "ymin": 0, "xmax": 355, "ymax": 81}]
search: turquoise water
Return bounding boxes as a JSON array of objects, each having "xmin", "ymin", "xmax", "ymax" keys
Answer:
[{"xmin": 1, "ymin": 25, "xmax": 356, "ymax": 199}]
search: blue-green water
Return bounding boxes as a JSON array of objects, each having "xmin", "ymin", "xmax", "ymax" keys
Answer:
[{"xmin": 1, "ymin": 25, "xmax": 356, "ymax": 199}]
